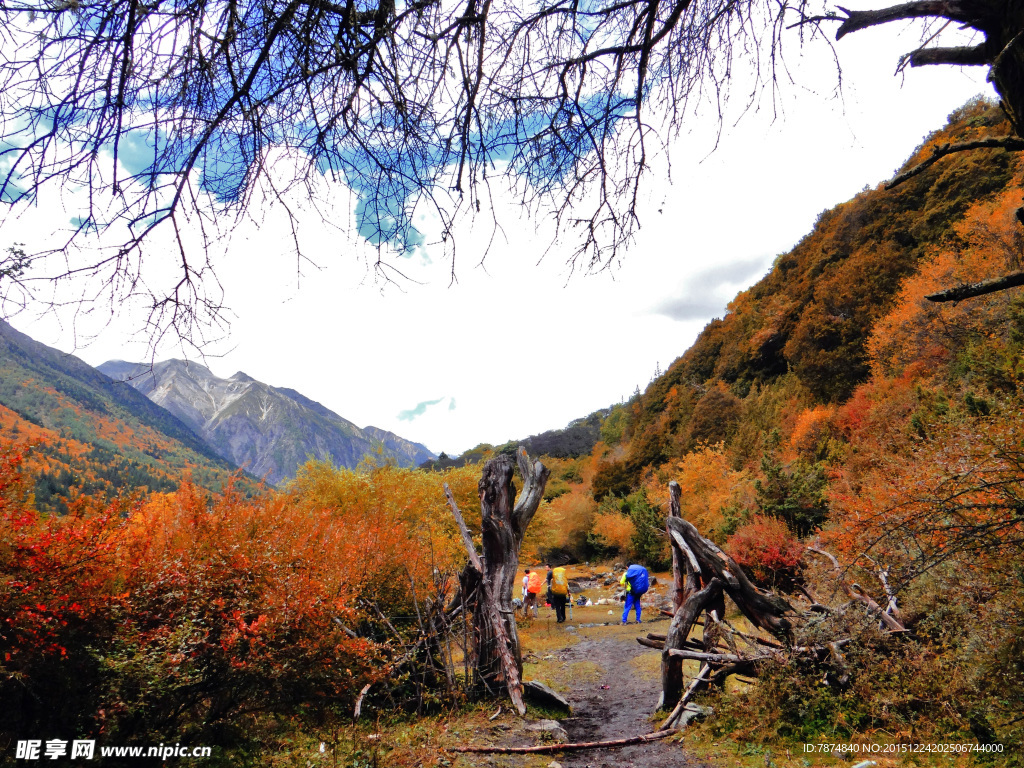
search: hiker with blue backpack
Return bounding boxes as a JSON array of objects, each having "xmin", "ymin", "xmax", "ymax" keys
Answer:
[{"xmin": 620, "ymin": 564, "xmax": 650, "ymax": 624}]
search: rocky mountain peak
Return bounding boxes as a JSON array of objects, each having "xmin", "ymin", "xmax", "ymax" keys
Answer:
[{"xmin": 99, "ymin": 359, "xmax": 435, "ymax": 485}]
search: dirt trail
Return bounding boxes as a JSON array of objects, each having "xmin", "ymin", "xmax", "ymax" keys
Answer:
[{"xmin": 555, "ymin": 622, "xmax": 712, "ymax": 768}]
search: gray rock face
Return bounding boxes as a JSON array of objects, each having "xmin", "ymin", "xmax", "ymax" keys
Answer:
[
  {"xmin": 523, "ymin": 681, "xmax": 572, "ymax": 714},
  {"xmin": 99, "ymin": 359, "xmax": 435, "ymax": 485},
  {"xmin": 525, "ymin": 719, "xmax": 569, "ymax": 742}
]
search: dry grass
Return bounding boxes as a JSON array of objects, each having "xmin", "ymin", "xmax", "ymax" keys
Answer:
[
  {"xmin": 523, "ymin": 658, "xmax": 605, "ymax": 693},
  {"xmin": 628, "ymin": 646, "xmax": 662, "ymax": 680}
]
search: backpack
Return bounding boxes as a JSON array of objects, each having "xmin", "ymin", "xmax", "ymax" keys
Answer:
[
  {"xmin": 625, "ymin": 564, "xmax": 649, "ymax": 596},
  {"xmin": 551, "ymin": 567, "xmax": 568, "ymax": 596},
  {"xmin": 527, "ymin": 570, "xmax": 543, "ymax": 594}
]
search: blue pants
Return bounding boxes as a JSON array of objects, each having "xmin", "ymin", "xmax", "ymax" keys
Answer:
[{"xmin": 622, "ymin": 592, "xmax": 641, "ymax": 623}]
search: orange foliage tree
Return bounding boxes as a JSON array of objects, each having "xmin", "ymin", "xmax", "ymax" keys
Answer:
[
  {"xmin": 725, "ymin": 515, "xmax": 803, "ymax": 589},
  {"xmin": 0, "ymin": 446, "xmax": 476, "ymax": 751},
  {"xmin": 649, "ymin": 444, "xmax": 755, "ymax": 543}
]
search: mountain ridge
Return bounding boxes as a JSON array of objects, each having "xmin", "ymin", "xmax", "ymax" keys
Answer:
[
  {"xmin": 100, "ymin": 359, "xmax": 436, "ymax": 484},
  {"xmin": 0, "ymin": 319, "xmax": 247, "ymax": 511}
]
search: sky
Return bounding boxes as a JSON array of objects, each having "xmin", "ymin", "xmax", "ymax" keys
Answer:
[{"xmin": 2, "ymin": 17, "xmax": 996, "ymax": 457}]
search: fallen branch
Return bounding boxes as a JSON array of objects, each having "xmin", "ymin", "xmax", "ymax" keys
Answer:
[
  {"xmin": 667, "ymin": 649, "xmax": 768, "ymax": 664},
  {"xmin": 450, "ymin": 729, "xmax": 678, "ymax": 754},
  {"xmin": 718, "ymin": 620, "xmax": 785, "ymax": 650},
  {"xmin": 806, "ymin": 548, "xmax": 907, "ymax": 632},
  {"xmin": 661, "ymin": 576, "xmax": 725, "ymax": 709},
  {"xmin": 661, "ymin": 663, "xmax": 711, "ymax": 729},
  {"xmin": 638, "ymin": 635, "xmax": 717, "ymax": 652},
  {"xmin": 444, "ymin": 483, "xmax": 483, "ymax": 574},
  {"xmin": 353, "ymin": 682, "xmax": 373, "ymax": 721}
]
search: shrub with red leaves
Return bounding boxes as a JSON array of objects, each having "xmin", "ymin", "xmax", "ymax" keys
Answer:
[{"xmin": 725, "ymin": 515, "xmax": 803, "ymax": 590}]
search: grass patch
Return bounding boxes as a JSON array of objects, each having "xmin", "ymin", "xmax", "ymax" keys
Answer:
[{"xmin": 629, "ymin": 647, "xmax": 662, "ymax": 680}]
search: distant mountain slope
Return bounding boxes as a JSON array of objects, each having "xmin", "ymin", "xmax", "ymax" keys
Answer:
[
  {"xmin": 594, "ymin": 98, "xmax": 1024, "ymax": 497},
  {"xmin": 0, "ymin": 320, "xmax": 246, "ymax": 512},
  {"xmin": 100, "ymin": 360, "xmax": 435, "ymax": 484}
]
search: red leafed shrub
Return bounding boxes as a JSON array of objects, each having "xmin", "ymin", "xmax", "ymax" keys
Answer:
[
  {"xmin": 725, "ymin": 515, "xmax": 804, "ymax": 589},
  {"xmin": 0, "ymin": 442, "xmax": 390, "ymax": 749}
]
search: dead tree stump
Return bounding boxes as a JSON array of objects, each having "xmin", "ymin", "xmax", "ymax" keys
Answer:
[
  {"xmin": 445, "ymin": 448, "xmax": 549, "ymax": 715},
  {"xmin": 660, "ymin": 512, "xmax": 796, "ymax": 710}
]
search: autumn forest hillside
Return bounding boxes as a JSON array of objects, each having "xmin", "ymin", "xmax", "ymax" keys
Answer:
[{"xmin": 0, "ymin": 319, "xmax": 250, "ymax": 512}]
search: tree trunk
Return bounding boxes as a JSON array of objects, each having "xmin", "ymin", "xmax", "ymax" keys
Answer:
[
  {"xmin": 668, "ymin": 481, "xmax": 695, "ymax": 610},
  {"xmin": 989, "ymin": 18, "xmax": 1024, "ymax": 136},
  {"xmin": 660, "ymin": 577, "xmax": 724, "ymax": 709},
  {"xmin": 667, "ymin": 516, "xmax": 795, "ymax": 639},
  {"xmin": 445, "ymin": 448, "xmax": 549, "ymax": 715}
]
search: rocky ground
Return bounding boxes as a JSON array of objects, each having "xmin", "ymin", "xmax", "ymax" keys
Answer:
[{"xmin": 553, "ymin": 623, "xmax": 713, "ymax": 768}]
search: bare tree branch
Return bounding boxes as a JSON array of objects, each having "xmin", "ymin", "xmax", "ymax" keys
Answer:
[
  {"xmin": 885, "ymin": 136, "xmax": 1024, "ymax": 189},
  {"xmin": 835, "ymin": 1, "xmax": 975, "ymax": 40},
  {"xmin": 908, "ymin": 43, "xmax": 990, "ymax": 66},
  {"xmin": 925, "ymin": 270, "xmax": 1024, "ymax": 302}
]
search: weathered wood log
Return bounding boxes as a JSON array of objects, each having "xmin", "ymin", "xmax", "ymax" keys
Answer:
[
  {"xmin": 658, "ymin": 484, "xmax": 804, "ymax": 712},
  {"xmin": 445, "ymin": 448, "xmax": 550, "ymax": 716},
  {"xmin": 450, "ymin": 728, "xmax": 678, "ymax": 754},
  {"xmin": 667, "ymin": 649, "xmax": 769, "ymax": 664},
  {"xmin": 806, "ymin": 548, "xmax": 906, "ymax": 633},
  {"xmin": 660, "ymin": 577, "xmax": 724, "ymax": 709},
  {"xmin": 667, "ymin": 517, "xmax": 795, "ymax": 639},
  {"xmin": 668, "ymin": 481, "xmax": 691, "ymax": 610},
  {"xmin": 661, "ymin": 663, "xmax": 711, "ymax": 730},
  {"xmin": 639, "ymin": 636, "xmax": 721, "ymax": 652}
]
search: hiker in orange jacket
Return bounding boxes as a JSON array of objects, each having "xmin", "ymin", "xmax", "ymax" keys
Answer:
[{"xmin": 524, "ymin": 568, "xmax": 543, "ymax": 617}]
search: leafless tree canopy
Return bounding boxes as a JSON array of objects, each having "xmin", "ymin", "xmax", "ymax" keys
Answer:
[{"xmin": 0, "ymin": 0, "xmax": 1019, "ymax": 340}]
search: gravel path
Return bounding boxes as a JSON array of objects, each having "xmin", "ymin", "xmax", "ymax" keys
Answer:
[{"xmin": 556, "ymin": 627, "xmax": 713, "ymax": 768}]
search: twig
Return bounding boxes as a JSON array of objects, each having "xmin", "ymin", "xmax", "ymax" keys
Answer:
[{"xmin": 450, "ymin": 728, "xmax": 678, "ymax": 753}]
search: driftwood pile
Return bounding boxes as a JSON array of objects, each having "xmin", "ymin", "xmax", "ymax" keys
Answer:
[
  {"xmin": 437, "ymin": 467, "xmax": 908, "ymax": 757},
  {"xmin": 652, "ymin": 480, "xmax": 906, "ymax": 728}
]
